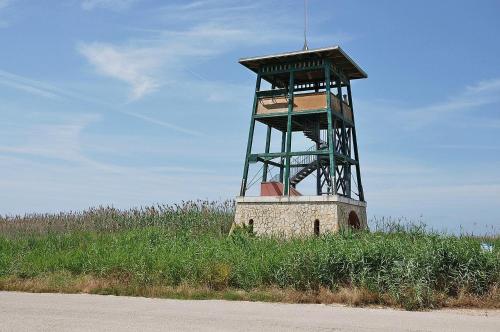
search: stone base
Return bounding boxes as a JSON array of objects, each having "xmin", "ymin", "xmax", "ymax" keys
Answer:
[{"xmin": 234, "ymin": 195, "xmax": 367, "ymax": 237}]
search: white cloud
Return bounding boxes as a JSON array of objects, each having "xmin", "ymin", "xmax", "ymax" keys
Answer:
[
  {"xmin": 0, "ymin": 0, "xmax": 12, "ymax": 27},
  {"xmin": 465, "ymin": 78, "xmax": 500, "ymax": 94},
  {"xmin": 0, "ymin": 68, "xmax": 199, "ymax": 136},
  {"xmin": 78, "ymin": 42, "xmax": 161, "ymax": 100},
  {"xmin": 81, "ymin": 0, "xmax": 137, "ymax": 11},
  {"xmin": 431, "ymin": 144, "xmax": 500, "ymax": 151},
  {"xmin": 76, "ymin": 22, "xmax": 260, "ymax": 100},
  {"xmin": 0, "ymin": 114, "xmax": 100, "ymax": 165},
  {"xmin": 122, "ymin": 111, "xmax": 203, "ymax": 137},
  {"xmin": 0, "ymin": 69, "xmax": 95, "ymax": 101},
  {"xmin": 411, "ymin": 78, "xmax": 500, "ymax": 117},
  {"xmin": 76, "ymin": 0, "xmax": 315, "ymax": 101},
  {"xmin": 0, "ymin": 68, "xmax": 106, "ymax": 103},
  {"xmin": 360, "ymin": 77, "xmax": 500, "ymax": 129}
]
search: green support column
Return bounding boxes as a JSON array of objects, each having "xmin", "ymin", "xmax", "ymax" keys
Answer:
[
  {"xmin": 324, "ymin": 61, "xmax": 336, "ymax": 194},
  {"xmin": 347, "ymin": 83, "xmax": 365, "ymax": 201},
  {"xmin": 336, "ymin": 70, "xmax": 351, "ymax": 198},
  {"xmin": 279, "ymin": 131, "xmax": 286, "ymax": 182},
  {"xmin": 283, "ymin": 71, "xmax": 294, "ymax": 196},
  {"xmin": 335, "ymin": 78, "xmax": 348, "ymax": 155},
  {"xmin": 315, "ymin": 119, "xmax": 321, "ymax": 195},
  {"xmin": 262, "ymin": 125, "xmax": 272, "ymax": 182},
  {"xmin": 240, "ymin": 73, "xmax": 262, "ymax": 196}
]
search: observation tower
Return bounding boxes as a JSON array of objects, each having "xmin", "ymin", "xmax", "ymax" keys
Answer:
[{"xmin": 234, "ymin": 46, "xmax": 368, "ymax": 236}]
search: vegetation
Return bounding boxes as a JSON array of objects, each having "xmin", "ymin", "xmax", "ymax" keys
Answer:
[{"xmin": 0, "ymin": 201, "xmax": 498, "ymax": 310}]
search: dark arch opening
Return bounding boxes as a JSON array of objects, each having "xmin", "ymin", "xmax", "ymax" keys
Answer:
[
  {"xmin": 248, "ymin": 219, "xmax": 254, "ymax": 233},
  {"xmin": 314, "ymin": 219, "xmax": 320, "ymax": 236},
  {"xmin": 348, "ymin": 211, "xmax": 360, "ymax": 230}
]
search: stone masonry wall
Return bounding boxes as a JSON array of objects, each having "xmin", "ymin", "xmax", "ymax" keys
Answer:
[{"xmin": 234, "ymin": 196, "xmax": 367, "ymax": 237}]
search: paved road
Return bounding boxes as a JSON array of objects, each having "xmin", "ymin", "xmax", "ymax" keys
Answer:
[{"xmin": 0, "ymin": 291, "xmax": 498, "ymax": 331}]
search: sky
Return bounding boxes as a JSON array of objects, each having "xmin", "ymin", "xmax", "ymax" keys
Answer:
[{"xmin": 0, "ymin": 0, "xmax": 499, "ymax": 233}]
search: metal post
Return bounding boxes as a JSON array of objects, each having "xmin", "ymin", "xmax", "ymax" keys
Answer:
[
  {"xmin": 262, "ymin": 125, "xmax": 272, "ymax": 182},
  {"xmin": 315, "ymin": 119, "xmax": 321, "ymax": 195},
  {"xmin": 240, "ymin": 73, "xmax": 261, "ymax": 196},
  {"xmin": 279, "ymin": 131, "xmax": 286, "ymax": 182},
  {"xmin": 325, "ymin": 61, "xmax": 336, "ymax": 195},
  {"xmin": 283, "ymin": 71, "xmax": 294, "ymax": 196},
  {"xmin": 335, "ymin": 69, "xmax": 351, "ymax": 198},
  {"xmin": 347, "ymin": 83, "xmax": 365, "ymax": 201}
]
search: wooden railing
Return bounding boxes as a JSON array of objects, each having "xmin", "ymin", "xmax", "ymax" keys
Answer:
[{"xmin": 256, "ymin": 91, "xmax": 352, "ymax": 121}]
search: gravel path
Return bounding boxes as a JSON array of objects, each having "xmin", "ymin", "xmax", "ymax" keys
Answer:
[{"xmin": 0, "ymin": 291, "xmax": 498, "ymax": 331}]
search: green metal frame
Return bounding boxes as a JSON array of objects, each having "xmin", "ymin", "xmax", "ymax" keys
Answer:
[
  {"xmin": 262, "ymin": 125, "xmax": 272, "ymax": 182},
  {"xmin": 283, "ymin": 71, "xmax": 295, "ymax": 195},
  {"xmin": 335, "ymin": 70, "xmax": 350, "ymax": 198},
  {"xmin": 239, "ymin": 73, "xmax": 261, "ymax": 196},
  {"xmin": 279, "ymin": 131, "xmax": 285, "ymax": 182},
  {"xmin": 347, "ymin": 83, "xmax": 365, "ymax": 201},
  {"xmin": 325, "ymin": 60, "xmax": 336, "ymax": 194},
  {"xmin": 239, "ymin": 58, "xmax": 365, "ymax": 201}
]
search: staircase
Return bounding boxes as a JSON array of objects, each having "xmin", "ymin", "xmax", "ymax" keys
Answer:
[
  {"xmin": 289, "ymin": 120, "xmax": 328, "ymax": 187},
  {"xmin": 268, "ymin": 120, "xmax": 330, "ymax": 188},
  {"xmin": 289, "ymin": 148, "xmax": 328, "ymax": 187},
  {"xmin": 302, "ymin": 120, "xmax": 325, "ymax": 147}
]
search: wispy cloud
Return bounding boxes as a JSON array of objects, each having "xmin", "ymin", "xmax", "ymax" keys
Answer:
[
  {"xmin": 77, "ymin": 25, "xmax": 255, "ymax": 100},
  {"xmin": 154, "ymin": 0, "xmax": 355, "ymax": 45},
  {"xmin": 78, "ymin": 42, "xmax": 161, "ymax": 100},
  {"xmin": 465, "ymin": 78, "xmax": 500, "ymax": 94},
  {"xmin": 0, "ymin": 0, "xmax": 12, "ymax": 27},
  {"xmin": 0, "ymin": 112, "xmax": 207, "ymax": 176},
  {"xmin": 360, "ymin": 78, "xmax": 500, "ymax": 129},
  {"xmin": 0, "ymin": 114, "xmax": 100, "ymax": 164},
  {"xmin": 81, "ymin": 0, "xmax": 137, "ymax": 11},
  {"xmin": 0, "ymin": 68, "xmax": 114, "ymax": 104},
  {"xmin": 122, "ymin": 111, "xmax": 203, "ymax": 137},
  {"xmin": 0, "ymin": 68, "xmax": 199, "ymax": 136},
  {"xmin": 77, "ymin": 0, "xmax": 311, "ymax": 101},
  {"xmin": 156, "ymin": 1, "xmax": 261, "ymax": 23},
  {"xmin": 0, "ymin": 69, "xmax": 63, "ymax": 99},
  {"xmin": 431, "ymin": 144, "xmax": 500, "ymax": 151},
  {"xmin": 402, "ymin": 78, "xmax": 500, "ymax": 126}
]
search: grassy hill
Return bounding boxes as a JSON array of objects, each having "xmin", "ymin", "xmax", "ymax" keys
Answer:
[{"xmin": 0, "ymin": 201, "xmax": 498, "ymax": 310}]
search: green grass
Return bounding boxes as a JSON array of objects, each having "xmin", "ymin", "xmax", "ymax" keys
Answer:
[{"xmin": 0, "ymin": 201, "xmax": 498, "ymax": 310}]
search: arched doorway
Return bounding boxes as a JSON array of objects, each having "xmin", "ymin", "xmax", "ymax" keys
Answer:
[
  {"xmin": 348, "ymin": 211, "xmax": 360, "ymax": 229},
  {"xmin": 248, "ymin": 219, "xmax": 254, "ymax": 233},
  {"xmin": 314, "ymin": 219, "xmax": 320, "ymax": 236}
]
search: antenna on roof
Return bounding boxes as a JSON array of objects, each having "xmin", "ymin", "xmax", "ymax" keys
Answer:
[{"xmin": 302, "ymin": 0, "xmax": 309, "ymax": 51}]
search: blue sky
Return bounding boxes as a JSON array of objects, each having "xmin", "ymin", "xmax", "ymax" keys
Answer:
[{"xmin": 0, "ymin": 0, "xmax": 499, "ymax": 233}]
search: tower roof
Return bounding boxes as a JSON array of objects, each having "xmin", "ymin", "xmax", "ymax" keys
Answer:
[{"xmin": 239, "ymin": 45, "xmax": 367, "ymax": 82}]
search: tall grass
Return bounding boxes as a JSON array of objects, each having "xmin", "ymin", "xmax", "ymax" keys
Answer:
[
  {"xmin": 0, "ymin": 200, "xmax": 234, "ymax": 236},
  {"xmin": 0, "ymin": 201, "xmax": 498, "ymax": 310}
]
